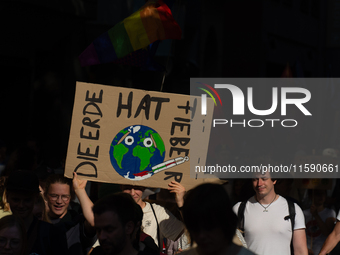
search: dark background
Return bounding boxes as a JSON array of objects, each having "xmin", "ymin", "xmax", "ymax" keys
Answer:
[{"xmin": 1, "ymin": 0, "xmax": 340, "ymax": 170}]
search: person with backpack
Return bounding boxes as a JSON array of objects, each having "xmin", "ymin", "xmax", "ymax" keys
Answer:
[{"xmin": 233, "ymin": 172, "xmax": 308, "ymax": 255}]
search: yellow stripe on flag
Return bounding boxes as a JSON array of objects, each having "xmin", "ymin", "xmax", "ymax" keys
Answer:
[
  {"xmin": 124, "ymin": 11, "xmax": 151, "ymax": 51},
  {"xmin": 140, "ymin": 6, "xmax": 165, "ymax": 43}
]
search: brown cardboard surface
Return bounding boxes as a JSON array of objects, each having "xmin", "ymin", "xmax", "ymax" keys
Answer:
[{"xmin": 65, "ymin": 82, "xmax": 217, "ymax": 190}]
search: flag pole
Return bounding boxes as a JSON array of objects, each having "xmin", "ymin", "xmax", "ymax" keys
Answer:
[
  {"xmin": 160, "ymin": 31, "xmax": 174, "ymax": 92},
  {"xmin": 160, "ymin": 73, "xmax": 166, "ymax": 92}
]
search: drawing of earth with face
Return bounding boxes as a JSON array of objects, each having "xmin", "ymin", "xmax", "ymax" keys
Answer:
[{"xmin": 109, "ymin": 125, "xmax": 165, "ymax": 180}]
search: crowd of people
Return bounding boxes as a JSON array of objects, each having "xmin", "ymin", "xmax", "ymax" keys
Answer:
[{"xmin": 1, "ymin": 144, "xmax": 340, "ymax": 255}]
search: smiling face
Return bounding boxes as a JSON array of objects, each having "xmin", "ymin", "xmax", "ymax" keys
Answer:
[
  {"xmin": 47, "ymin": 183, "xmax": 71, "ymax": 219},
  {"xmin": 252, "ymin": 172, "xmax": 276, "ymax": 199}
]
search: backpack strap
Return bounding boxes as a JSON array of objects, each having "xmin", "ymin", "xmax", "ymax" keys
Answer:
[
  {"xmin": 287, "ymin": 199, "xmax": 296, "ymax": 232},
  {"xmin": 237, "ymin": 200, "xmax": 248, "ymax": 235},
  {"xmin": 150, "ymin": 203, "xmax": 161, "ymax": 251},
  {"xmin": 287, "ymin": 199, "xmax": 296, "ymax": 255}
]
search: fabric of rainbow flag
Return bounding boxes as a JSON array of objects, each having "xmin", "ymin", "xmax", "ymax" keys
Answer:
[{"xmin": 79, "ymin": 0, "xmax": 181, "ymax": 69}]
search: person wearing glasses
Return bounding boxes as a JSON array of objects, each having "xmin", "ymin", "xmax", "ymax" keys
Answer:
[
  {"xmin": 44, "ymin": 173, "xmax": 97, "ymax": 255},
  {"xmin": 5, "ymin": 170, "xmax": 69, "ymax": 255}
]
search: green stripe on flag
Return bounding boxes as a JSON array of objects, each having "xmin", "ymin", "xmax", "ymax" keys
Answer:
[{"xmin": 108, "ymin": 21, "xmax": 134, "ymax": 59}]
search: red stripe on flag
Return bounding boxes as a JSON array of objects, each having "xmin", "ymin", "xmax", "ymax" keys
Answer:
[{"xmin": 157, "ymin": 0, "xmax": 181, "ymax": 40}]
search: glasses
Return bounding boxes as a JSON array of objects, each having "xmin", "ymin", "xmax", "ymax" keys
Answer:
[
  {"xmin": 0, "ymin": 237, "xmax": 21, "ymax": 249},
  {"xmin": 48, "ymin": 194, "xmax": 71, "ymax": 202}
]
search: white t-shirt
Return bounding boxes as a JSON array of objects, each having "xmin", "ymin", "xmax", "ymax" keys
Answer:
[
  {"xmin": 233, "ymin": 195, "xmax": 305, "ymax": 255},
  {"xmin": 142, "ymin": 202, "xmax": 184, "ymax": 246},
  {"xmin": 303, "ymin": 207, "xmax": 336, "ymax": 255},
  {"xmin": 337, "ymin": 210, "xmax": 340, "ymax": 221}
]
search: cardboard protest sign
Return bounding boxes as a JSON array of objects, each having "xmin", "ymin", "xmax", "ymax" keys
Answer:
[{"xmin": 65, "ymin": 82, "xmax": 216, "ymax": 190}]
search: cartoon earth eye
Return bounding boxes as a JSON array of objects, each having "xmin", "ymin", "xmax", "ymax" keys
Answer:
[
  {"xmin": 143, "ymin": 137, "xmax": 153, "ymax": 148},
  {"xmin": 125, "ymin": 136, "xmax": 134, "ymax": 146}
]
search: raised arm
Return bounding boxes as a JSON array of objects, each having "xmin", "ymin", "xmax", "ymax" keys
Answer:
[
  {"xmin": 319, "ymin": 221, "xmax": 340, "ymax": 255},
  {"xmin": 167, "ymin": 181, "xmax": 186, "ymax": 240},
  {"xmin": 72, "ymin": 172, "xmax": 94, "ymax": 228},
  {"xmin": 167, "ymin": 180, "xmax": 185, "ymax": 208}
]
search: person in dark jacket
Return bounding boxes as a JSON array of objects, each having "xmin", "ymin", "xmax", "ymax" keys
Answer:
[
  {"xmin": 6, "ymin": 170, "xmax": 69, "ymax": 255},
  {"xmin": 44, "ymin": 173, "xmax": 97, "ymax": 255},
  {"xmin": 91, "ymin": 193, "xmax": 155, "ymax": 255}
]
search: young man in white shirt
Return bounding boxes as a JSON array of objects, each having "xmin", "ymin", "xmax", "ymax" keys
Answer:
[{"xmin": 233, "ymin": 172, "xmax": 308, "ymax": 255}]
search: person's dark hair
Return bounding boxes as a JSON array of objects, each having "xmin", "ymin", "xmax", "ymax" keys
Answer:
[
  {"xmin": 44, "ymin": 174, "xmax": 75, "ymax": 200},
  {"xmin": 6, "ymin": 170, "xmax": 40, "ymax": 194},
  {"xmin": 0, "ymin": 214, "xmax": 27, "ymax": 255},
  {"xmin": 251, "ymin": 171, "xmax": 277, "ymax": 183},
  {"xmin": 182, "ymin": 183, "xmax": 237, "ymax": 245},
  {"xmin": 93, "ymin": 192, "xmax": 142, "ymax": 249},
  {"xmin": 34, "ymin": 193, "xmax": 50, "ymax": 223},
  {"xmin": 93, "ymin": 192, "xmax": 141, "ymax": 227}
]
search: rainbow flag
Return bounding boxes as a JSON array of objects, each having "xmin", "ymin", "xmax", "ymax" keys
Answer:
[
  {"xmin": 106, "ymin": 41, "xmax": 165, "ymax": 71},
  {"xmin": 79, "ymin": 0, "xmax": 181, "ymax": 67}
]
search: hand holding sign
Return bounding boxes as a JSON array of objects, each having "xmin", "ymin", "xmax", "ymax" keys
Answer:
[
  {"xmin": 168, "ymin": 180, "xmax": 186, "ymax": 207},
  {"xmin": 73, "ymin": 172, "xmax": 87, "ymax": 191},
  {"xmin": 65, "ymin": 82, "xmax": 216, "ymax": 190}
]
